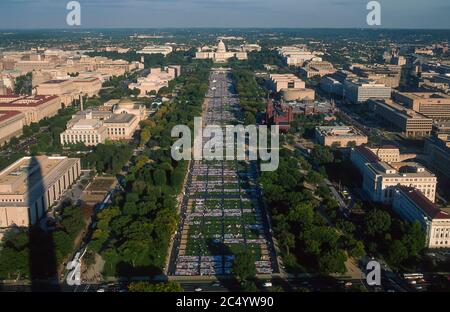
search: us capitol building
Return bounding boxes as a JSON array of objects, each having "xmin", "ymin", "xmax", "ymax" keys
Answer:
[{"xmin": 195, "ymin": 40, "xmax": 248, "ymax": 63}]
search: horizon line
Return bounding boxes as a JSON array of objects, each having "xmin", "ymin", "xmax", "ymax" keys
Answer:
[{"xmin": 1, "ymin": 27, "xmax": 450, "ymax": 31}]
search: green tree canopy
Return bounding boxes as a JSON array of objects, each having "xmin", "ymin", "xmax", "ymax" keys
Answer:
[{"xmin": 233, "ymin": 249, "xmax": 257, "ymax": 282}]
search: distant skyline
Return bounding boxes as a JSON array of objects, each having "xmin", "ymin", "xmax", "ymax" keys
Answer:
[{"xmin": 0, "ymin": 0, "xmax": 449, "ymax": 29}]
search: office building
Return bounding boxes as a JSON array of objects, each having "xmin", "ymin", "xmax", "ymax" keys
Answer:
[
  {"xmin": 268, "ymin": 74, "xmax": 305, "ymax": 92},
  {"xmin": 241, "ymin": 44, "xmax": 262, "ymax": 52},
  {"xmin": 368, "ymin": 146, "xmax": 402, "ymax": 163},
  {"xmin": 393, "ymin": 92, "xmax": 450, "ymax": 120},
  {"xmin": 66, "ymin": 109, "xmax": 113, "ymax": 128},
  {"xmin": 104, "ymin": 113, "xmax": 139, "ymax": 141},
  {"xmin": 35, "ymin": 79, "xmax": 77, "ymax": 107},
  {"xmin": 0, "ymin": 156, "xmax": 81, "ymax": 227},
  {"xmin": 128, "ymin": 66, "xmax": 180, "ymax": 96},
  {"xmin": 369, "ymin": 99, "xmax": 433, "ymax": 137},
  {"xmin": 300, "ymin": 60, "xmax": 336, "ymax": 78},
  {"xmin": 277, "ymin": 46, "xmax": 318, "ymax": 67},
  {"xmin": 102, "ymin": 99, "xmax": 121, "ymax": 111},
  {"xmin": 422, "ymin": 62, "xmax": 450, "ymax": 76},
  {"xmin": 351, "ymin": 146, "xmax": 404, "ymax": 175},
  {"xmin": 419, "ymin": 75, "xmax": 450, "ymax": 94},
  {"xmin": 351, "ymin": 146, "xmax": 437, "ymax": 203},
  {"xmin": 320, "ymin": 76, "xmax": 343, "ymax": 96},
  {"xmin": 113, "ymin": 98, "xmax": 148, "ymax": 122},
  {"xmin": 344, "ymin": 79, "xmax": 392, "ymax": 104},
  {"xmin": 432, "ymin": 121, "xmax": 450, "ymax": 135},
  {"xmin": 14, "ymin": 60, "xmax": 52, "ymax": 73},
  {"xmin": 0, "ymin": 95, "xmax": 60, "ymax": 125},
  {"xmin": 60, "ymin": 118, "xmax": 108, "ymax": 146},
  {"xmin": 0, "ymin": 111, "xmax": 25, "ymax": 146},
  {"xmin": 391, "ymin": 56, "xmax": 407, "ymax": 66},
  {"xmin": 315, "ymin": 126, "xmax": 368, "ymax": 147},
  {"xmin": 415, "ymin": 48, "xmax": 434, "ymax": 56},
  {"xmin": 36, "ymin": 77, "xmax": 102, "ymax": 106},
  {"xmin": 350, "ymin": 64, "xmax": 402, "ymax": 88},
  {"xmin": 281, "ymin": 88, "xmax": 315, "ymax": 102},
  {"xmin": 425, "ymin": 134, "xmax": 450, "ymax": 179},
  {"xmin": 61, "ymin": 101, "xmax": 142, "ymax": 145},
  {"xmin": 73, "ymin": 77, "xmax": 103, "ymax": 97},
  {"xmin": 137, "ymin": 45, "xmax": 173, "ymax": 56},
  {"xmin": 0, "ymin": 78, "xmax": 9, "ymax": 95},
  {"xmin": 393, "ymin": 186, "xmax": 450, "ymax": 249}
]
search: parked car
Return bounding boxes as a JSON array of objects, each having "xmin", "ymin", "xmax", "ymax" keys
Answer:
[{"xmin": 263, "ymin": 281, "xmax": 273, "ymax": 288}]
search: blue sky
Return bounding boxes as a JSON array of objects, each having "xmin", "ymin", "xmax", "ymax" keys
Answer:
[{"xmin": 0, "ymin": 0, "xmax": 449, "ymax": 29}]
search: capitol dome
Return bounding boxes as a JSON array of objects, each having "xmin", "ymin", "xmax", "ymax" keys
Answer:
[{"xmin": 217, "ymin": 40, "xmax": 227, "ymax": 53}]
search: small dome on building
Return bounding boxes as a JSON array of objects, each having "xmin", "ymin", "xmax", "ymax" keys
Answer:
[{"xmin": 217, "ymin": 40, "xmax": 227, "ymax": 53}]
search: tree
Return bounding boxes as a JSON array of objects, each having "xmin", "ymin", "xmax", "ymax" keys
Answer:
[
  {"xmin": 87, "ymin": 64, "xmax": 212, "ymax": 278},
  {"xmin": 387, "ymin": 240, "xmax": 408, "ymax": 267},
  {"xmin": 364, "ymin": 209, "xmax": 391, "ymax": 237},
  {"xmin": 244, "ymin": 111, "xmax": 256, "ymax": 125},
  {"xmin": 131, "ymin": 88, "xmax": 141, "ymax": 97},
  {"xmin": 270, "ymin": 285, "xmax": 284, "ymax": 292},
  {"xmin": 128, "ymin": 281, "xmax": 183, "ymax": 292},
  {"xmin": 287, "ymin": 201, "xmax": 314, "ymax": 226},
  {"xmin": 96, "ymin": 160, "xmax": 105, "ymax": 173},
  {"xmin": 153, "ymin": 169, "xmax": 167, "ymax": 186},
  {"xmin": 140, "ymin": 127, "xmax": 151, "ymax": 146},
  {"xmin": 278, "ymin": 231, "xmax": 295, "ymax": 255},
  {"xmin": 158, "ymin": 86, "xmax": 170, "ymax": 96},
  {"xmin": 337, "ymin": 220, "xmax": 356, "ymax": 235},
  {"xmin": 348, "ymin": 239, "xmax": 366, "ymax": 258},
  {"xmin": 14, "ymin": 72, "xmax": 32, "ymax": 95},
  {"xmin": 317, "ymin": 249, "xmax": 347, "ymax": 275},
  {"xmin": 171, "ymin": 166, "xmax": 185, "ymax": 190},
  {"xmin": 0, "ymin": 204, "xmax": 85, "ymax": 280},
  {"xmin": 241, "ymin": 281, "xmax": 258, "ymax": 292},
  {"xmin": 0, "ymin": 231, "xmax": 30, "ymax": 280},
  {"xmin": 233, "ymin": 250, "xmax": 256, "ymax": 282},
  {"xmin": 401, "ymin": 221, "xmax": 426, "ymax": 258},
  {"xmin": 306, "ymin": 170, "xmax": 323, "ymax": 185},
  {"xmin": 311, "ymin": 146, "xmax": 334, "ymax": 165}
]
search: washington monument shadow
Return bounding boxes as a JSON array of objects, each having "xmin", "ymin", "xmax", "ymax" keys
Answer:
[
  {"xmin": 27, "ymin": 156, "xmax": 60, "ymax": 291},
  {"xmin": 205, "ymin": 239, "xmax": 237, "ymax": 291}
]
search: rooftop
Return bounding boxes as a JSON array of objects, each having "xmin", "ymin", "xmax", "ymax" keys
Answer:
[
  {"xmin": 397, "ymin": 186, "xmax": 450, "ymax": 220},
  {"xmin": 0, "ymin": 110, "xmax": 24, "ymax": 123},
  {"xmin": 0, "ymin": 156, "xmax": 78, "ymax": 196},
  {"xmin": 355, "ymin": 144, "xmax": 436, "ymax": 177},
  {"xmin": 104, "ymin": 99, "xmax": 121, "ymax": 107},
  {"xmin": 398, "ymin": 92, "xmax": 450, "ymax": 100},
  {"xmin": 370, "ymin": 99, "xmax": 432, "ymax": 119},
  {"xmin": 346, "ymin": 78, "xmax": 389, "ymax": 88},
  {"xmin": 42, "ymin": 79, "xmax": 69, "ymax": 84},
  {"xmin": 367, "ymin": 160, "xmax": 435, "ymax": 178},
  {"xmin": 0, "ymin": 95, "xmax": 59, "ymax": 108},
  {"xmin": 316, "ymin": 125, "xmax": 366, "ymax": 137},
  {"xmin": 71, "ymin": 118, "xmax": 104, "ymax": 130},
  {"xmin": 104, "ymin": 113, "xmax": 136, "ymax": 124},
  {"xmin": 354, "ymin": 145, "xmax": 379, "ymax": 163},
  {"xmin": 270, "ymin": 74, "xmax": 303, "ymax": 82},
  {"xmin": 74, "ymin": 77, "xmax": 100, "ymax": 83}
]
